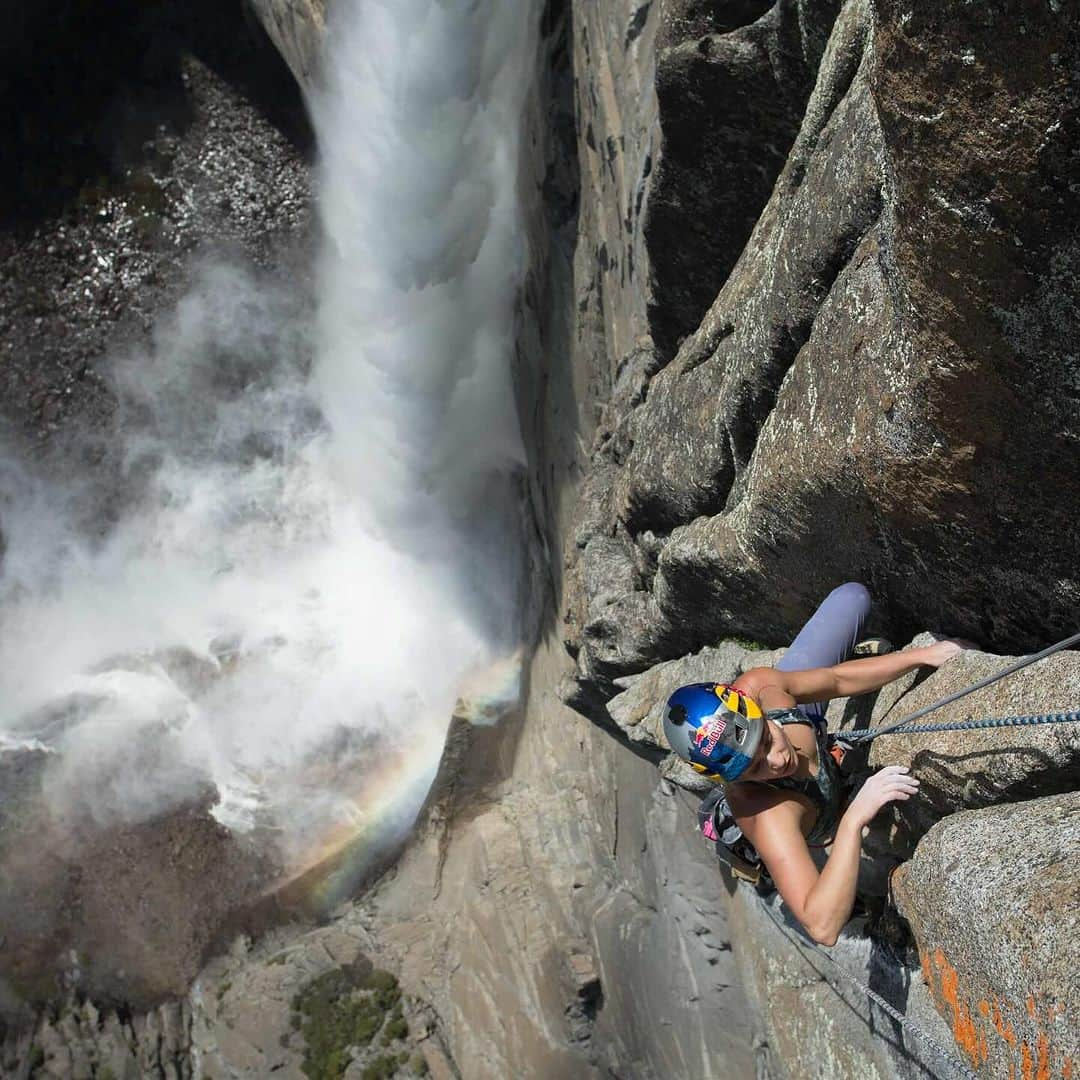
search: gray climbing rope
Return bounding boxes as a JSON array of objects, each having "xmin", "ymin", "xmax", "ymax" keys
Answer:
[
  {"xmin": 761, "ymin": 902, "xmax": 979, "ymax": 1080},
  {"xmin": 850, "ymin": 629, "xmax": 1080, "ymax": 741},
  {"xmin": 844, "ymin": 708, "xmax": 1080, "ymax": 743}
]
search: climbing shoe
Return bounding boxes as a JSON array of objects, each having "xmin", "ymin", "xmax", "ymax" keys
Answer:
[{"xmin": 852, "ymin": 637, "xmax": 894, "ymax": 658}]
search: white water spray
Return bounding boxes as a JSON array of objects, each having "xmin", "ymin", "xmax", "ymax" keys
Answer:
[{"xmin": 0, "ymin": 0, "xmax": 538, "ymax": 872}]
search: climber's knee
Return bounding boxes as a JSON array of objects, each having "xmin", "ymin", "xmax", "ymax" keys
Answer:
[{"xmin": 829, "ymin": 581, "xmax": 871, "ymax": 619}]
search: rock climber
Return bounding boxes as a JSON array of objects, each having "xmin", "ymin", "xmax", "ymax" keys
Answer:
[{"xmin": 662, "ymin": 582, "xmax": 970, "ymax": 947}]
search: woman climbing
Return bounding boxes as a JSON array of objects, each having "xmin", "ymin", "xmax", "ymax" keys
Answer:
[{"xmin": 662, "ymin": 582, "xmax": 970, "ymax": 947}]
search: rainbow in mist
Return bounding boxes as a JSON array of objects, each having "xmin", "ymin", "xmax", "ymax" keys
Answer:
[{"xmin": 0, "ymin": 0, "xmax": 540, "ymax": 909}]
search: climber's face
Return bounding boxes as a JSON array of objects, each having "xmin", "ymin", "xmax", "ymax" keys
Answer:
[{"xmin": 739, "ymin": 719, "xmax": 797, "ymax": 781}]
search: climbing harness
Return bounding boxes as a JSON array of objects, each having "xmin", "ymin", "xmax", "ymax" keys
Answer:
[
  {"xmin": 697, "ymin": 785, "xmax": 767, "ymax": 886},
  {"xmin": 760, "ymin": 900, "xmax": 980, "ymax": 1080},
  {"xmin": 844, "ymin": 708, "xmax": 1080, "ymax": 742}
]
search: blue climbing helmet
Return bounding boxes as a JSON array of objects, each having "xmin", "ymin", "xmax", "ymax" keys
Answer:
[{"xmin": 663, "ymin": 683, "xmax": 765, "ymax": 781}]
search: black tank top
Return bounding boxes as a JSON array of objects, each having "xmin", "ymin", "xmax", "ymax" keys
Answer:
[{"xmin": 764, "ymin": 708, "xmax": 844, "ymax": 845}]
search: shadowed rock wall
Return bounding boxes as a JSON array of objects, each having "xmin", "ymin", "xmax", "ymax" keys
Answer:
[
  {"xmin": 244, "ymin": 0, "xmax": 327, "ymax": 90},
  {"xmin": 563, "ymin": 0, "xmax": 1080, "ymax": 704},
  {"xmin": 646, "ymin": 0, "xmax": 841, "ymax": 357}
]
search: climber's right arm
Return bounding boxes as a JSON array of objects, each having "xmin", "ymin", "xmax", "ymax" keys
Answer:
[
  {"xmin": 731, "ymin": 787, "xmax": 855, "ymax": 946},
  {"xmin": 731, "ymin": 766, "xmax": 919, "ymax": 946}
]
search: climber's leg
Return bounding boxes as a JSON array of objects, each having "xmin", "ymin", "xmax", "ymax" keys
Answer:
[{"xmin": 775, "ymin": 582, "xmax": 871, "ymax": 724}]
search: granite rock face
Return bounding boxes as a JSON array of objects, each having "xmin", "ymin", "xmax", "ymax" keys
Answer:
[
  {"xmin": 6, "ymin": 1, "xmax": 1079, "ymax": 1079},
  {"xmin": 647, "ymin": 0, "xmax": 841, "ymax": 357},
  {"xmin": 727, "ymin": 888, "xmax": 961, "ymax": 1080},
  {"xmin": 364, "ymin": 640, "xmax": 754, "ymax": 1079},
  {"xmin": 563, "ymin": 0, "xmax": 1080, "ymax": 698},
  {"xmin": 893, "ymin": 793, "xmax": 1079, "ymax": 1080},
  {"xmin": 865, "ymin": 641, "xmax": 1080, "ymax": 859},
  {"xmin": 245, "ymin": 0, "xmax": 327, "ymax": 90}
]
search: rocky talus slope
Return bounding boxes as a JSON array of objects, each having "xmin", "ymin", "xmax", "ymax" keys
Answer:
[
  {"xmin": 0, "ymin": 0, "xmax": 312, "ymax": 440},
  {"xmin": 2, "ymin": 1, "xmax": 1078, "ymax": 1078}
]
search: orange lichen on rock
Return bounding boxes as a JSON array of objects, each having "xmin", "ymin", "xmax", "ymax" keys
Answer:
[
  {"xmin": 934, "ymin": 949, "xmax": 983, "ymax": 1067},
  {"xmin": 977, "ymin": 998, "xmax": 992, "ymax": 1059},
  {"xmin": 920, "ymin": 947, "xmax": 933, "ymax": 988},
  {"xmin": 994, "ymin": 998, "xmax": 1018, "ymax": 1048},
  {"xmin": 925, "ymin": 951, "xmax": 1071, "ymax": 1080},
  {"xmin": 1036, "ymin": 1033, "xmax": 1050, "ymax": 1080}
]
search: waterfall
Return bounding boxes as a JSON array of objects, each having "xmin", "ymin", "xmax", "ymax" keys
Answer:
[{"xmin": 0, "ymin": 0, "xmax": 538, "ymax": 883}]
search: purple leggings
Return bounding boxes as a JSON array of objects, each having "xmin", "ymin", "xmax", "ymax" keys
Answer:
[{"xmin": 775, "ymin": 582, "xmax": 871, "ymax": 724}]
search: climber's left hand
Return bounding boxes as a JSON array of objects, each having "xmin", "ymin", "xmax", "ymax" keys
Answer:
[{"xmin": 921, "ymin": 638, "xmax": 978, "ymax": 668}]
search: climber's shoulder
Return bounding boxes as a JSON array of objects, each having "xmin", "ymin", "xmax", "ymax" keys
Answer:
[
  {"xmin": 726, "ymin": 779, "xmax": 807, "ymax": 822},
  {"xmin": 732, "ymin": 667, "xmax": 799, "ymax": 711}
]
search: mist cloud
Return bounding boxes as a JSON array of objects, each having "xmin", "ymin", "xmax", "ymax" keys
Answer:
[{"xmin": 0, "ymin": 0, "xmax": 538, "ymax": 865}]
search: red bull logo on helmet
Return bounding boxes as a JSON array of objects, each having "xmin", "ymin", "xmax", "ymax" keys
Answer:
[{"xmin": 692, "ymin": 714, "xmax": 727, "ymax": 757}]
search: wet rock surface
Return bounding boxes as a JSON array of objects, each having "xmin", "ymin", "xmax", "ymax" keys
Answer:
[
  {"xmin": 247, "ymin": 0, "xmax": 328, "ymax": 91},
  {"xmin": 0, "ymin": 0, "xmax": 312, "ymax": 444},
  {"xmin": 0, "ymin": 731, "xmax": 281, "ymax": 1018}
]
